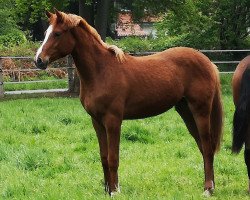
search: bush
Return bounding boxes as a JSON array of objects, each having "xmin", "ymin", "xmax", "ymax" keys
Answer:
[
  {"xmin": 0, "ymin": 31, "xmax": 27, "ymax": 48},
  {"xmin": 107, "ymin": 35, "xmax": 185, "ymax": 53},
  {"xmin": 0, "ymin": 41, "xmax": 40, "ymax": 56}
]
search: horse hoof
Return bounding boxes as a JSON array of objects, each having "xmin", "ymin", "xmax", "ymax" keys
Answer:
[
  {"xmin": 203, "ymin": 189, "xmax": 213, "ymax": 197},
  {"xmin": 110, "ymin": 191, "xmax": 119, "ymax": 198},
  {"xmin": 110, "ymin": 186, "xmax": 120, "ymax": 198}
]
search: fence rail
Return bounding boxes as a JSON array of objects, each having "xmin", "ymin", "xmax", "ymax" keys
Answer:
[
  {"xmin": 0, "ymin": 49, "xmax": 250, "ymax": 98},
  {"xmin": 0, "ymin": 55, "xmax": 75, "ymax": 98},
  {"xmin": 4, "ymin": 79, "xmax": 67, "ymax": 85}
]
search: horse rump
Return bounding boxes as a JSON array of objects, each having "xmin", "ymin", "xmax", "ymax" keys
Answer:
[{"xmin": 232, "ymin": 67, "xmax": 250, "ymax": 153}]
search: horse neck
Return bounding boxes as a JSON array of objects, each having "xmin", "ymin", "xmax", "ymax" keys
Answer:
[{"xmin": 70, "ymin": 27, "xmax": 108, "ymax": 85}]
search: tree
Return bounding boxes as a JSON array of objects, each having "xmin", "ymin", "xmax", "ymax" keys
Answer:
[
  {"xmin": 78, "ymin": 0, "xmax": 111, "ymax": 41},
  {"xmin": 79, "ymin": 0, "xmax": 94, "ymax": 26},
  {"xmin": 0, "ymin": 0, "xmax": 27, "ymax": 48},
  {"xmin": 215, "ymin": 0, "xmax": 250, "ymax": 49},
  {"xmin": 156, "ymin": 0, "xmax": 218, "ymax": 49},
  {"xmin": 156, "ymin": 0, "xmax": 250, "ymax": 49},
  {"xmin": 14, "ymin": 0, "xmax": 70, "ymax": 40},
  {"xmin": 0, "ymin": 0, "xmax": 16, "ymax": 35}
]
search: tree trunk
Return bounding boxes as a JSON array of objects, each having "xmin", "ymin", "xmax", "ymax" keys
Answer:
[
  {"xmin": 79, "ymin": 0, "xmax": 95, "ymax": 26},
  {"xmin": 32, "ymin": 19, "xmax": 47, "ymax": 41},
  {"xmin": 95, "ymin": 0, "xmax": 111, "ymax": 41}
]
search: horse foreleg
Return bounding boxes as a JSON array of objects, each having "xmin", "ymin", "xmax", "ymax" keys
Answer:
[
  {"xmin": 104, "ymin": 114, "xmax": 122, "ymax": 196},
  {"xmin": 92, "ymin": 118, "xmax": 110, "ymax": 193}
]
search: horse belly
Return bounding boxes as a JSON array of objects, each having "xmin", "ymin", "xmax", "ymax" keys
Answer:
[{"xmin": 123, "ymin": 95, "xmax": 180, "ymax": 119}]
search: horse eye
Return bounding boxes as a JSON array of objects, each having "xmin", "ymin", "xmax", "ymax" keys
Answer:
[{"xmin": 54, "ymin": 32, "xmax": 61, "ymax": 37}]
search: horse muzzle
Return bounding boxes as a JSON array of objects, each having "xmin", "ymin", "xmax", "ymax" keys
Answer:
[{"xmin": 34, "ymin": 57, "xmax": 49, "ymax": 70}]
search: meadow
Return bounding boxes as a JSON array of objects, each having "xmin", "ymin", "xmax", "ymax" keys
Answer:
[
  {"xmin": 0, "ymin": 74, "xmax": 249, "ymax": 199},
  {"xmin": 4, "ymin": 80, "xmax": 68, "ymax": 92}
]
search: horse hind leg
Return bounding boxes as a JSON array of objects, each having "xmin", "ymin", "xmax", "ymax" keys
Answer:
[
  {"xmin": 189, "ymin": 100, "xmax": 215, "ymax": 196},
  {"xmin": 175, "ymin": 98, "xmax": 202, "ymax": 153},
  {"xmin": 176, "ymin": 97, "xmax": 215, "ymax": 195}
]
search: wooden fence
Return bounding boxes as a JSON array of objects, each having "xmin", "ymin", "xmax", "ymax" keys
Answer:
[
  {"xmin": 0, "ymin": 49, "xmax": 250, "ymax": 98},
  {"xmin": 0, "ymin": 55, "xmax": 75, "ymax": 97}
]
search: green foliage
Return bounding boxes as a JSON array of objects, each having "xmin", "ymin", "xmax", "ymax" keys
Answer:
[
  {"xmin": 0, "ymin": 31, "xmax": 27, "ymax": 48},
  {"xmin": 0, "ymin": 41, "xmax": 40, "ymax": 56},
  {"xmin": 107, "ymin": 36, "xmax": 184, "ymax": 52},
  {"xmin": 117, "ymin": 0, "xmax": 185, "ymax": 20},
  {"xmin": 15, "ymin": 0, "xmax": 69, "ymax": 24},
  {"xmin": 0, "ymin": 0, "xmax": 27, "ymax": 48},
  {"xmin": 155, "ymin": 0, "xmax": 250, "ymax": 49},
  {"xmin": 214, "ymin": 0, "xmax": 250, "ymax": 49},
  {"xmin": 113, "ymin": 0, "xmax": 250, "ymax": 49},
  {"xmin": 155, "ymin": 0, "xmax": 217, "ymax": 49},
  {"xmin": 0, "ymin": 0, "xmax": 17, "ymax": 35}
]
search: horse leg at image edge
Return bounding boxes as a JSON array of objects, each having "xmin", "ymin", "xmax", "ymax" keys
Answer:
[
  {"xmin": 245, "ymin": 125, "xmax": 250, "ymax": 194},
  {"xmin": 92, "ymin": 118, "xmax": 110, "ymax": 193},
  {"xmin": 244, "ymin": 148, "xmax": 250, "ymax": 193}
]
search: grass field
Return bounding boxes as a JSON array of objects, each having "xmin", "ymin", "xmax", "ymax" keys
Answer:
[
  {"xmin": 4, "ymin": 80, "xmax": 68, "ymax": 91},
  {"xmin": 0, "ymin": 74, "xmax": 249, "ymax": 199}
]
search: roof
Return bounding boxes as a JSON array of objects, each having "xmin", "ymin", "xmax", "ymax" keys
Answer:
[{"xmin": 115, "ymin": 13, "xmax": 146, "ymax": 37}]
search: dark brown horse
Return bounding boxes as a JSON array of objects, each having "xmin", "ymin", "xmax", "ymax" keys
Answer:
[
  {"xmin": 34, "ymin": 10, "xmax": 223, "ymax": 196},
  {"xmin": 232, "ymin": 55, "xmax": 250, "ymax": 193}
]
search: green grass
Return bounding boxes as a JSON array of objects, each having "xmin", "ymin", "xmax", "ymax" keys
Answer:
[
  {"xmin": 4, "ymin": 80, "xmax": 68, "ymax": 91},
  {"xmin": 0, "ymin": 75, "xmax": 249, "ymax": 199}
]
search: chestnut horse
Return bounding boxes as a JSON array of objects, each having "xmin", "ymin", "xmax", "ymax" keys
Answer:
[
  {"xmin": 232, "ymin": 55, "xmax": 250, "ymax": 193},
  {"xmin": 34, "ymin": 10, "xmax": 223, "ymax": 196}
]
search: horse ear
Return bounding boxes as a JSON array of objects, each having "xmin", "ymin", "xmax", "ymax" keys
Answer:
[
  {"xmin": 45, "ymin": 10, "xmax": 52, "ymax": 18},
  {"xmin": 54, "ymin": 8, "xmax": 63, "ymax": 23}
]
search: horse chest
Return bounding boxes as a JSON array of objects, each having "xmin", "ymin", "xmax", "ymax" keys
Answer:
[{"xmin": 80, "ymin": 94, "xmax": 108, "ymax": 118}]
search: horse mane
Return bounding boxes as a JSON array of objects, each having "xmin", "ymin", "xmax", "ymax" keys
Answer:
[{"xmin": 50, "ymin": 12, "xmax": 126, "ymax": 63}]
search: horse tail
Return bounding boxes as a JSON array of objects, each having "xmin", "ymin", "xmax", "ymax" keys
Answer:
[
  {"xmin": 232, "ymin": 67, "xmax": 250, "ymax": 153},
  {"xmin": 210, "ymin": 65, "xmax": 224, "ymax": 153}
]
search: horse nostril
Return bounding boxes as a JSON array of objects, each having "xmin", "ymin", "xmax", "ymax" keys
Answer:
[{"xmin": 37, "ymin": 57, "xmax": 43, "ymax": 64}]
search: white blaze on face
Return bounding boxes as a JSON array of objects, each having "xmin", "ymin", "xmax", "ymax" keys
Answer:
[{"xmin": 35, "ymin": 25, "xmax": 53, "ymax": 62}]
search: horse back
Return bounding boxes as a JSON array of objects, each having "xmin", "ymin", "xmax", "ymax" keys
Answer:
[{"xmin": 125, "ymin": 47, "xmax": 217, "ymax": 97}]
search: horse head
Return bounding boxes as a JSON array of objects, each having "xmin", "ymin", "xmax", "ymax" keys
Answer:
[{"xmin": 34, "ymin": 9, "xmax": 77, "ymax": 69}]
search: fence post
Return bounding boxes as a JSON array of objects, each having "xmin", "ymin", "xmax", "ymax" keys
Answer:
[
  {"xmin": 67, "ymin": 55, "xmax": 74, "ymax": 92},
  {"xmin": 0, "ymin": 59, "xmax": 4, "ymax": 98}
]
